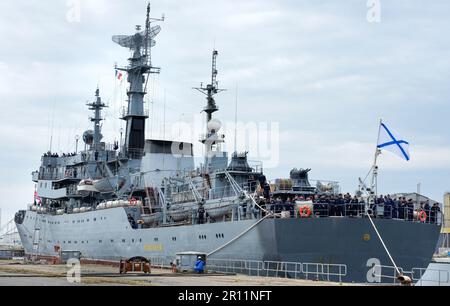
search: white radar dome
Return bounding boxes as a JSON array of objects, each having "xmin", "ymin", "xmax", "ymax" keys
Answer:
[{"xmin": 207, "ymin": 119, "xmax": 222, "ymax": 133}]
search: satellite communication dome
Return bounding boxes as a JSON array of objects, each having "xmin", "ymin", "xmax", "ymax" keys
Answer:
[
  {"xmin": 207, "ymin": 119, "xmax": 222, "ymax": 133},
  {"xmin": 83, "ymin": 130, "xmax": 94, "ymax": 145}
]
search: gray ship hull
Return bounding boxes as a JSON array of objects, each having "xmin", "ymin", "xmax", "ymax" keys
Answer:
[{"xmin": 16, "ymin": 208, "xmax": 440, "ymax": 283}]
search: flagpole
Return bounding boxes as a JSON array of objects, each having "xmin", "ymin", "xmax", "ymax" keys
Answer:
[
  {"xmin": 369, "ymin": 119, "xmax": 382, "ymax": 208},
  {"xmin": 365, "ymin": 119, "xmax": 410, "ymax": 283}
]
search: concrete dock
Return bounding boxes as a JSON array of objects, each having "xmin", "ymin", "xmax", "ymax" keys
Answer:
[{"xmin": 0, "ymin": 260, "xmax": 357, "ymax": 286}]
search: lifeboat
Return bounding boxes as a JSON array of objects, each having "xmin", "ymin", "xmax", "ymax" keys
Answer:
[
  {"xmin": 205, "ymin": 203, "xmax": 233, "ymax": 220},
  {"xmin": 77, "ymin": 179, "xmax": 99, "ymax": 196},
  {"xmin": 140, "ymin": 212, "xmax": 163, "ymax": 225}
]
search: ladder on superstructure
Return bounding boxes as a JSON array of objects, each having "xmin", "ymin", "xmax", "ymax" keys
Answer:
[{"xmin": 31, "ymin": 211, "xmax": 42, "ymax": 262}]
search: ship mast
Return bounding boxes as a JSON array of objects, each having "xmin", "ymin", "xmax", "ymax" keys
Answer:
[
  {"xmin": 194, "ymin": 50, "xmax": 227, "ymax": 172},
  {"xmin": 112, "ymin": 3, "xmax": 164, "ymax": 158},
  {"xmin": 194, "ymin": 50, "xmax": 226, "ymax": 123},
  {"xmin": 86, "ymin": 88, "xmax": 107, "ymax": 152}
]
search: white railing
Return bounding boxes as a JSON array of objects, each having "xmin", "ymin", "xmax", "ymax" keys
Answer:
[
  {"xmin": 147, "ymin": 256, "xmax": 348, "ymax": 283},
  {"xmin": 207, "ymin": 258, "xmax": 347, "ymax": 283},
  {"xmin": 207, "ymin": 259, "xmax": 265, "ymax": 277},
  {"xmin": 302, "ymin": 262, "xmax": 348, "ymax": 283},
  {"xmin": 148, "ymin": 256, "xmax": 171, "ymax": 270}
]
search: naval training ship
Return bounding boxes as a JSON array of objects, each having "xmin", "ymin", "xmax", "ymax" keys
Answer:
[{"xmin": 14, "ymin": 4, "xmax": 442, "ymax": 283}]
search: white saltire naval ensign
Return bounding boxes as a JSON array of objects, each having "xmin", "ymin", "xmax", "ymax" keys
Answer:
[{"xmin": 377, "ymin": 121, "xmax": 410, "ymax": 161}]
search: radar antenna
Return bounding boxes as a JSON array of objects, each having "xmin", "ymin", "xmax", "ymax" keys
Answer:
[
  {"xmin": 194, "ymin": 50, "xmax": 226, "ymax": 123},
  {"xmin": 111, "ymin": 2, "xmax": 165, "ymax": 156}
]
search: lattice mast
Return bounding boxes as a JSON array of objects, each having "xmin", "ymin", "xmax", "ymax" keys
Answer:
[
  {"xmin": 112, "ymin": 3, "xmax": 164, "ymax": 157},
  {"xmin": 86, "ymin": 88, "xmax": 107, "ymax": 152},
  {"xmin": 194, "ymin": 50, "xmax": 226, "ymax": 124},
  {"xmin": 194, "ymin": 50, "xmax": 227, "ymax": 172}
]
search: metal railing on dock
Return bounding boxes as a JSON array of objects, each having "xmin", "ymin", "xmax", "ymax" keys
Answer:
[
  {"xmin": 207, "ymin": 258, "xmax": 347, "ymax": 283},
  {"xmin": 146, "ymin": 256, "xmax": 347, "ymax": 283}
]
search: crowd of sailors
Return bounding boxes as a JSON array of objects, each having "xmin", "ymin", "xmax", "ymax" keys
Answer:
[
  {"xmin": 43, "ymin": 151, "xmax": 77, "ymax": 158},
  {"xmin": 259, "ymin": 193, "xmax": 442, "ymax": 224}
]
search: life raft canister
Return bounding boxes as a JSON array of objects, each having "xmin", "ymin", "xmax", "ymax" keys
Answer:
[
  {"xmin": 418, "ymin": 210, "xmax": 427, "ymax": 222},
  {"xmin": 299, "ymin": 205, "xmax": 312, "ymax": 218}
]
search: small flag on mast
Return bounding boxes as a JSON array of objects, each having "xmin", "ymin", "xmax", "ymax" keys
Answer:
[
  {"xmin": 115, "ymin": 70, "xmax": 124, "ymax": 81},
  {"xmin": 34, "ymin": 191, "xmax": 42, "ymax": 205},
  {"xmin": 377, "ymin": 122, "xmax": 410, "ymax": 161}
]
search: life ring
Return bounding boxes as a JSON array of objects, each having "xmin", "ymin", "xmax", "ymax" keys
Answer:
[
  {"xmin": 299, "ymin": 205, "xmax": 312, "ymax": 218},
  {"xmin": 418, "ymin": 210, "xmax": 427, "ymax": 222},
  {"xmin": 129, "ymin": 198, "xmax": 137, "ymax": 206}
]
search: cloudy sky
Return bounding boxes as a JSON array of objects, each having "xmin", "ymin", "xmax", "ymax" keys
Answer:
[{"xmin": 1, "ymin": 0, "xmax": 449, "ymax": 222}]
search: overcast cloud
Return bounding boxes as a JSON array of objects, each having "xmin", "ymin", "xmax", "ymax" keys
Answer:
[{"xmin": 1, "ymin": 0, "xmax": 450, "ymax": 222}]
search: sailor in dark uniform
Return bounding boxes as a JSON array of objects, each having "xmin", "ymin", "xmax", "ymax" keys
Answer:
[
  {"xmin": 391, "ymin": 198, "xmax": 398, "ymax": 219},
  {"xmin": 407, "ymin": 199, "xmax": 414, "ymax": 221},
  {"xmin": 336, "ymin": 194, "xmax": 344, "ymax": 216},
  {"xmin": 328, "ymin": 196, "xmax": 336, "ymax": 216},
  {"xmin": 127, "ymin": 214, "xmax": 137, "ymax": 229},
  {"xmin": 430, "ymin": 203, "xmax": 441, "ymax": 224},
  {"xmin": 198, "ymin": 201, "xmax": 206, "ymax": 224},
  {"xmin": 398, "ymin": 199, "xmax": 405, "ymax": 220},
  {"xmin": 424, "ymin": 201, "xmax": 431, "ymax": 223}
]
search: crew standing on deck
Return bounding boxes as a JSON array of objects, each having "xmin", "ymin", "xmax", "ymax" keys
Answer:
[{"xmin": 198, "ymin": 201, "xmax": 206, "ymax": 224}]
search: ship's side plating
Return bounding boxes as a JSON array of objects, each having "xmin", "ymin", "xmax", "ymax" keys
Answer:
[{"xmin": 15, "ymin": 207, "xmax": 440, "ymax": 283}]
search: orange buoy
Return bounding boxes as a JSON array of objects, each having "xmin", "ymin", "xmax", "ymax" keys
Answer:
[
  {"xmin": 418, "ymin": 210, "xmax": 427, "ymax": 222},
  {"xmin": 299, "ymin": 205, "xmax": 312, "ymax": 218}
]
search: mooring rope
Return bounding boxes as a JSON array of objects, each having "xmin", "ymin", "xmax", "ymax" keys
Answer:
[{"xmin": 366, "ymin": 212, "xmax": 402, "ymax": 277}]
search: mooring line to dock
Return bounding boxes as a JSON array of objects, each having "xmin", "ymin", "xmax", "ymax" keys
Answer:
[{"xmin": 366, "ymin": 213, "xmax": 402, "ymax": 277}]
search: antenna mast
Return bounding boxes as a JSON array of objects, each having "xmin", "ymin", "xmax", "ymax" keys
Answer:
[
  {"xmin": 194, "ymin": 50, "xmax": 226, "ymax": 123},
  {"xmin": 194, "ymin": 50, "xmax": 227, "ymax": 173},
  {"xmin": 112, "ymin": 2, "xmax": 164, "ymax": 157}
]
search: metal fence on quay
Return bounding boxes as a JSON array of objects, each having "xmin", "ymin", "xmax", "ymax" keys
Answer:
[
  {"xmin": 148, "ymin": 256, "xmax": 347, "ymax": 283},
  {"xmin": 206, "ymin": 258, "xmax": 347, "ymax": 283}
]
